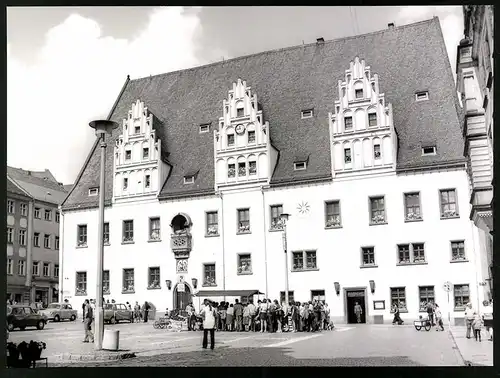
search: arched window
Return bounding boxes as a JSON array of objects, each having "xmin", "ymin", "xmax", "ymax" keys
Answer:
[{"xmin": 368, "ymin": 108, "xmax": 377, "ymax": 127}]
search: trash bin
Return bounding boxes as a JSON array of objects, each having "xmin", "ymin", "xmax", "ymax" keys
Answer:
[{"xmin": 102, "ymin": 329, "xmax": 120, "ymax": 351}]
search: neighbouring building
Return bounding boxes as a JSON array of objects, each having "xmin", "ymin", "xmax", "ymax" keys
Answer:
[
  {"xmin": 456, "ymin": 5, "xmax": 494, "ymax": 301},
  {"xmin": 7, "ymin": 167, "xmax": 69, "ymax": 306},
  {"xmin": 61, "ymin": 18, "xmax": 486, "ymax": 324}
]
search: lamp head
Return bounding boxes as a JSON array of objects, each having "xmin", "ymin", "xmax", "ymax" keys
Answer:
[
  {"xmin": 280, "ymin": 213, "xmax": 290, "ymax": 222},
  {"xmin": 89, "ymin": 120, "xmax": 119, "ymax": 138}
]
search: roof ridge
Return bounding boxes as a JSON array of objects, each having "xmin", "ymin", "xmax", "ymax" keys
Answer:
[
  {"xmin": 7, "ymin": 175, "xmax": 33, "ymax": 198},
  {"xmin": 130, "ymin": 17, "xmax": 438, "ymax": 83}
]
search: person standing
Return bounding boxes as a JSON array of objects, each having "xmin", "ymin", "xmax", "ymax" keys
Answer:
[
  {"xmin": 259, "ymin": 299, "xmax": 269, "ymax": 333},
  {"xmin": 233, "ymin": 299, "xmax": 243, "ymax": 332},
  {"xmin": 83, "ymin": 300, "xmax": 94, "ymax": 343},
  {"xmin": 426, "ymin": 301, "xmax": 435, "ymax": 326},
  {"xmin": 186, "ymin": 302, "xmax": 194, "ymax": 331},
  {"xmin": 247, "ymin": 299, "xmax": 257, "ymax": 332},
  {"xmin": 392, "ymin": 304, "xmax": 404, "ymax": 325},
  {"xmin": 354, "ymin": 302, "xmax": 363, "ymax": 323},
  {"xmin": 324, "ymin": 303, "xmax": 330, "ymax": 330},
  {"xmin": 433, "ymin": 303, "xmax": 445, "ymax": 331},
  {"xmin": 200, "ymin": 299, "xmax": 216, "ymax": 350},
  {"xmin": 134, "ymin": 301, "xmax": 141, "ymax": 323},
  {"xmin": 482, "ymin": 299, "xmax": 493, "ymax": 341},
  {"xmin": 143, "ymin": 301, "xmax": 150, "ymax": 323},
  {"xmin": 81, "ymin": 301, "xmax": 86, "ymax": 323},
  {"xmin": 464, "ymin": 303, "xmax": 475, "ymax": 339},
  {"xmin": 472, "ymin": 312, "xmax": 484, "ymax": 342},
  {"xmin": 226, "ymin": 304, "xmax": 234, "ymax": 331}
]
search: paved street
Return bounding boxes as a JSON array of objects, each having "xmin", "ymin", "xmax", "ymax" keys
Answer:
[{"xmin": 8, "ymin": 321, "xmax": 468, "ymax": 366}]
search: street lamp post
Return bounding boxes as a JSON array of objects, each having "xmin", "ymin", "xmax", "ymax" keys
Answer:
[
  {"xmin": 89, "ymin": 120, "xmax": 119, "ymax": 351},
  {"xmin": 280, "ymin": 213, "xmax": 291, "ymax": 307}
]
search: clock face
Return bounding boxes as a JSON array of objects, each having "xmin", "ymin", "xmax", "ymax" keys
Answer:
[{"xmin": 235, "ymin": 124, "xmax": 245, "ymax": 135}]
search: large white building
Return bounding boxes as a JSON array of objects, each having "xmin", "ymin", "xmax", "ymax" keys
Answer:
[{"xmin": 60, "ymin": 18, "xmax": 486, "ymax": 325}]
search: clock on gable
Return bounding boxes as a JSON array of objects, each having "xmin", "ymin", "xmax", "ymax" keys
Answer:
[{"xmin": 235, "ymin": 124, "xmax": 245, "ymax": 135}]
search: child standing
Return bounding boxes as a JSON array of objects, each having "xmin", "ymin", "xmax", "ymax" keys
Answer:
[{"xmin": 472, "ymin": 312, "xmax": 484, "ymax": 342}]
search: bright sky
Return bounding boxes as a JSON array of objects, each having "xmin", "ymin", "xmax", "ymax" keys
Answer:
[{"xmin": 7, "ymin": 6, "xmax": 464, "ymax": 185}]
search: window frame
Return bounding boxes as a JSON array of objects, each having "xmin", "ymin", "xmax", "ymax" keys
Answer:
[
  {"xmin": 269, "ymin": 204, "xmax": 284, "ymax": 231},
  {"xmin": 7, "ymin": 227, "xmax": 13, "ymax": 244},
  {"xmin": 145, "ymin": 175, "xmax": 151, "ymax": 189},
  {"xmin": 55, "ymin": 236, "xmax": 60, "ymax": 250},
  {"xmin": 373, "ymin": 144, "xmax": 381, "ymax": 160},
  {"xmin": 55, "ymin": 211, "xmax": 60, "ymax": 223},
  {"xmin": 280, "ymin": 291, "xmax": 295, "ymax": 304},
  {"xmin": 418, "ymin": 286, "xmax": 435, "ymax": 312},
  {"xmin": 324, "ymin": 200, "xmax": 342, "ymax": 228},
  {"xmin": 34, "ymin": 232, "xmax": 40, "ymax": 247},
  {"xmin": 44, "ymin": 209, "xmax": 52, "ymax": 221},
  {"xmin": 236, "ymin": 107, "xmax": 244, "ymax": 118},
  {"xmin": 148, "ymin": 217, "xmax": 161, "ymax": 241},
  {"xmin": 203, "ymin": 263, "xmax": 217, "ymax": 286},
  {"xmin": 7, "ymin": 258, "xmax": 13, "ymax": 275},
  {"xmin": 32, "ymin": 261, "xmax": 40, "ymax": 276},
  {"xmin": 17, "ymin": 260, "xmax": 26, "ymax": 276},
  {"xmin": 20, "ymin": 203, "xmax": 28, "ymax": 216},
  {"xmin": 43, "ymin": 234, "xmax": 51, "ymax": 249},
  {"xmin": 421, "ymin": 146, "xmax": 437, "ymax": 156},
  {"xmin": 142, "ymin": 147, "xmax": 149, "ymax": 160},
  {"xmin": 122, "ymin": 268, "xmax": 135, "ymax": 293},
  {"xmin": 396, "ymin": 242, "xmax": 426, "ymax": 265},
  {"xmin": 122, "ymin": 220, "xmax": 134, "ymax": 243},
  {"xmin": 453, "ymin": 284, "xmax": 470, "ymax": 311},
  {"xmin": 311, "ymin": 290, "xmax": 326, "ymax": 303},
  {"xmin": 148, "ymin": 267, "xmax": 161, "ymax": 289},
  {"xmin": 355, "ymin": 89, "xmax": 363, "ymax": 99},
  {"xmin": 228, "ymin": 163, "xmax": 236, "ymax": 178},
  {"xmin": 237, "ymin": 253, "xmax": 252, "ymax": 275},
  {"xmin": 103, "ymin": 270, "xmax": 110, "ymax": 294},
  {"xmin": 43, "ymin": 262, "xmax": 50, "ymax": 277},
  {"xmin": 237, "ymin": 208, "xmax": 251, "ymax": 234},
  {"xmin": 227, "ymin": 133, "xmax": 235, "ymax": 147},
  {"xmin": 54, "ymin": 264, "xmax": 59, "ymax": 278},
  {"xmin": 248, "ymin": 161, "xmax": 257, "ymax": 176},
  {"xmin": 18, "ymin": 229, "xmax": 27, "ymax": 246},
  {"xmin": 103, "ymin": 222, "xmax": 110, "ymax": 245},
  {"xmin": 123, "ymin": 177, "xmax": 129, "ymax": 191},
  {"xmin": 75, "ymin": 271, "xmax": 87, "ymax": 295},
  {"xmin": 88, "ymin": 187, "xmax": 99, "ymax": 196},
  {"xmin": 77, "ymin": 224, "xmax": 88, "ymax": 247},
  {"xmin": 390, "ymin": 287, "xmax": 407, "ymax": 312},
  {"xmin": 247, "ymin": 130, "xmax": 256, "ymax": 144},
  {"xmin": 344, "ymin": 148, "xmax": 352, "ymax": 164},
  {"xmin": 125, "ymin": 150, "xmax": 132, "ymax": 160},
  {"xmin": 205, "ymin": 211, "xmax": 219, "ymax": 237},
  {"xmin": 403, "ymin": 192, "xmax": 423, "ymax": 222},
  {"xmin": 199, "ymin": 124, "xmax": 210, "ymax": 134},
  {"xmin": 368, "ymin": 112, "xmax": 377, "ymax": 127},
  {"xmin": 184, "ymin": 176, "xmax": 194, "ymax": 184},
  {"xmin": 238, "ymin": 162, "xmax": 247, "ymax": 177},
  {"xmin": 34, "ymin": 207, "xmax": 41, "ymax": 219},
  {"xmin": 291, "ymin": 250, "xmax": 318, "ymax": 272},
  {"xmin": 369, "ymin": 195, "xmax": 386, "ymax": 225},
  {"xmin": 344, "ymin": 116, "xmax": 353, "ymax": 131},
  {"xmin": 7, "ymin": 200, "xmax": 14, "ymax": 214},
  {"xmin": 301, "ymin": 109, "xmax": 314, "ymax": 119},
  {"xmin": 450, "ymin": 240, "xmax": 467, "ymax": 262},
  {"xmin": 293, "ymin": 161, "xmax": 307, "ymax": 171},
  {"xmin": 439, "ymin": 188, "xmax": 460, "ymax": 219},
  {"xmin": 415, "ymin": 91, "xmax": 429, "ymax": 101},
  {"xmin": 360, "ymin": 246, "xmax": 377, "ymax": 267}
]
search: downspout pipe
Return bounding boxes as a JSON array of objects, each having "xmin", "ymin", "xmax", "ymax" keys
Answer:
[
  {"xmin": 261, "ymin": 187, "xmax": 269, "ymax": 298},
  {"xmin": 220, "ymin": 192, "xmax": 226, "ymax": 302},
  {"xmin": 26, "ymin": 199, "xmax": 35, "ymax": 303},
  {"xmin": 58, "ymin": 206, "xmax": 64, "ymax": 303}
]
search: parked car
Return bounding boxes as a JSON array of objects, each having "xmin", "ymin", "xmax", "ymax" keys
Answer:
[
  {"xmin": 104, "ymin": 303, "xmax": 133, "ymax": 324},
  {"xmin": 39, "ymin": 303, "xmax": 78, "ymax": 322},
  {"xmin": 7, "ymin": 305, "xmax": 47, "ymax": 331}
]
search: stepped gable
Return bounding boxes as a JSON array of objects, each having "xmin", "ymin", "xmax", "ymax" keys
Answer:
[{"xmin": 62, "ymin": 17, "xmax": 463, "ymax": 209}]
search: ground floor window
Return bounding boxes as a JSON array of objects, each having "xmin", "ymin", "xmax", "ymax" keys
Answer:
[
  {"xmin": 35, "ymin": 290, "xmax": 49, "ymax": 308},
  {"xmin": 453, "ymin": 284, "xmax": 470, "ymax": 311},
  {"xmin": 76, "ymin": 272, "xmax": 87, "ymax": 295},
  {"xmin": 390, "ymin": 287, "xmax": 407, "ymax": 311},
  {"xmin": 311, "ymin": 290, "xmax": 325, "ymax": 303},
  {"xmin": 103, "ymin": 270, "xmax": 110, "ymax": 294},
  {"xmin": 237, "ymin": 254, "xmax": 252, "ymax": 275},
  {"xmin": 122, "ymin": 269, "xmax": 135, "ymax": 293},
  {"xmin": 418, "ymin": 286, "xmax": 434, "ymax": 311},
  {"xmin": 280, "ymin": 291, "xmax": 295, "ymax": 304},
  {"xmin": 203, "ymin": 263, "xmax": 216, "ymax": 286},
  {"xmin": 148, "ymin": 267, "xmax": 161, "ymax": 289}
]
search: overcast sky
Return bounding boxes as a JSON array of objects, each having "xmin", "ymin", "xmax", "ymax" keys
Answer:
[{"xmin": 7, "ymin": 6, "xmax": 464, "ymax": 185}]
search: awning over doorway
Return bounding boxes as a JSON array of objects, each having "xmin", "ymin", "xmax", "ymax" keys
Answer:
[{"xmin": 193, "ymin": 290, "xmax": 264, "ymax": 298}]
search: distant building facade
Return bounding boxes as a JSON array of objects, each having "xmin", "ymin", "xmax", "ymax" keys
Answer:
[
  {"xmin": 7, "ymin": 167, "xmax": 69, "ymax": 306},
  {"xmin": 61, "ymin": 18, "xmax": 486, "ymax": 324},
  {"xmin": 456, "ymin": 5, "xmax": 494, "ymax": 300}
]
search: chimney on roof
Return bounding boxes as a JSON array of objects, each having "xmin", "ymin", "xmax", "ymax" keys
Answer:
[
  {"xmin": 316, "ymin": 37, "xmax": 325, "ymax": 44},
  {"xmin": 388, "ymin": 22, "xmax": 395, "ymax": 29}
]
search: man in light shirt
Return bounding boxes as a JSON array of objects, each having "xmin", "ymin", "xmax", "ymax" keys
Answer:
[
  {"xmin": 200, "ymin": 299, "xmax": 216, "ymax": 350},
  {"xmin": 247, "ymin": 299, "xmax": 257, "ymax": 332},
  {"xmin": 482, "ymin": 299, "xmax": 493, "ymax": 341},
  {"xmin": 464, "ymin": 302, "xmax": 475, "ymax": 339}
]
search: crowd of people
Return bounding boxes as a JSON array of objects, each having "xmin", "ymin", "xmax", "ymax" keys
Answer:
[{"xmin": 185, "ymin": 298, "xmax": 333, "ymax": 334}]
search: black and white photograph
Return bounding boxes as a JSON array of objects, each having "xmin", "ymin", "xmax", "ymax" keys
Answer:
[{"xmin": 6, "ymin": 5, "xmax": 494, "ymax": 368}]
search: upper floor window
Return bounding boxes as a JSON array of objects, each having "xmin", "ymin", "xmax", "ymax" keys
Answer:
[
  {"xmin": 368, "ymin": 112, "xmax": 377, "ymax": 127},
  {"xmin": 145, "ymin": 175, "xmax": 151, "ymax": 188},
  {"xmin": 55, "ymin": 211, "xmax": 60, "ymax": 223},
  {"xmin": 415, "ymin": 91, "xmax": 429, "ymax": 102},
  {"xmin": 19, "ymin": 229, "xmax": 27, "ymax": 246},
  {"xmin": 20, "ymin": 203, "xmax": 28, "ymax": 216},
  {"xmin": 43, "ymin": 262, "xmax": 50, "ymax": 277},
  {"xmin": 369, "ymin": 196, "xmax": 386, "ymax": 225},
  {"xmin": 103, "ymin": 222, "xmax": 110, "ymax": 245},
  {"xmin": 238, "ymin": 162, "xmax": 247, "ymax": 177},
  {"xmin": 249, "ymin": 161, "xmax": 257, "ymax": 176},
  {"xmin": 7, "ymin": 227, "xmax": 13, "ymax": 243},
  {"xmin": 77, "ymin": 225, "xmax": 87, "ymax": 247},
  {"xmin": 355, "ymin": 89, "xmax": 363, "ymax": 99},
  {"xmin": 453, "ymin": 284, "xmax": 470, "ymax": 311},
  {"xmin": 76, "ymin": 271, "xmax": 87, "ymax": 295},
  {"xmin": 43, "ymin": 234, "xmax": 51, "ymax": 249},
  {"xmin": 44, "ymin": 209, "xmax": 52, "ymax": 221},
  {"xmin": 54, "ymin": 264, "xmax": 59, "ymax": 278},
  {"xmin": 34, "ymin": 232, "xmax": 40, "ymax": 247},
  {"xmin": 199, "ymin": 124, "xmax": 210, "ymax": 133},
  {"xmin": 55, "ymin": 236, "xmax": 60, "ymax": 250},
  {"xmin": 391, "ymin": 287, "xmax": 407, "ymax": 312},
  {"xmin": 134, "ymin": 125, "xmax": 140, "ymax": 134},
  {"xmin": 292, "ymin": 250, "xmax": 317, "ymax": 271},
  {"xmin": 103, "ymin": 270, "xmax": 109, "ymax": 293},
  {"xmin": 32, "ymin": 261, "xmax": 40, "ymax": 276},
  {"xmin": 184, "ymin": 175, "xmax": 194, "ymax": 184},
  {"xmin": 228, "ymin": 163, "xmax": 236, "ymax": 178},
  {"xmin": 227, "ymin": 134, "xmax": 235, "ymax": 147},
  {"xmin": 123, "ymin": 178, "xmax": 129, "ymax": 191},
  {"xmin": 34, "ymin": 207, "xmax": 41, "ymax": 219},
  {"xmin": 361, "ymin": 246, "xmax": 376, "ymax": 266},
  {"xmin": 148, "ymin": 267, "xmax": 161, "ymax": 289},
  {"xmin": 7, "ymin": 259, "xmax": 13, "ymax": 275},
  {"xmin": 206, "ymin": 211, "xmax": 219, "ymax": 236},
  {"xmin": 421, "ymin": 146, "xmax": 436, "ymax": 156},
  {"xmin": 203, "ymin": 263, "xmax": 216, "ymax": 286},
  {"xmin": 344, "ymin": 116, "xmax": 353, "ymax": 130},
  {"xmin": 325, "ymin": 200, "xmax": 341, "ymax": 228},
  {"xmin": 143, "ymin": 148, "xmax": 149, "ymax": 159},
  {"xmin": 125, "ymin": 150, "xmax": 131, "ymax": 160},
  {"xmin": 404, "ymin": 192, "xmax": 422, "ymax": 221},
  {"xmin": 451, "ymin": 240, "xmax": 466, "ymax": 261},
  {"xmin": 439, "ymin": 189, "xmax": 459, "ymax": 219},
  {"xmin": 7, "ymin": 200, "xmax": 14, "ymax": 214},
  {"xmin": 238, "ymin": 254, "xmax": 252, "ymax": 275},
  {"xmin": 248, "ymin": 130, "xmax": 256, "ymax": 144},
  {"xmin": 149, "ymin": 217, "xmax": 161, "ymax": 241},
  {"xmin": 237, "ymin": 208, "xmax": 250, "ymax": 234},
  {"xmin": 18, "ymin": 260, "xmax": 26, "ymax": 276},
  {"xmin": 270, "ymin": 205, "xmax": 284, "ymax": 231},
  {"xmin": 344, "ymin": 148, "xmax": 352, "ymax": 163},
  {"xmin": 301, "ymin": 109, "xmax": 313, "ymax": 119},
  {"xmin": 89, "ymin": 187, "xmax": 99, "ymax": 196},
  {"xmin": 123, "ymin": 220, "xmax": 134, "ymax": 243},
  {"xmin": 294, "ymin": 162, "xmax": 307, "ymax": 171},
  {"xmin": 397, "ymin": 243, "xmax": 426, "ymax": 264},
  {"xmin": 236, "ymin": 107, "xmax": 244, "ymax": 118},
  {"xmin": 122, "ymin": 268, "xmax": 135, "ymax": 293},
  {"xmin": 373, "ymin": 144, "xmax": 381, "ymax": 160}
]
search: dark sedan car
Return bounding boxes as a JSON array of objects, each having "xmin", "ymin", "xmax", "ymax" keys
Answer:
[{"xmin": 7, "ymin": 305, "xmax": 47, "ymax": 331}]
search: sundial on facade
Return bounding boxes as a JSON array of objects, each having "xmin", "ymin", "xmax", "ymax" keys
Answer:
[{"xmin": 296, "ymin": 200, "xmax": 311, "ymax": 218}]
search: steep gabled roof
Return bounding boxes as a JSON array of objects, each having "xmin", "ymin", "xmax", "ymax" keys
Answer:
[
  {"xmin": 7, "ymin": 176, "xmax": 32, "ymax": 199},
  {"xmin": 63, "ymin": 17, "xmax": 464, "ymax": 209}
]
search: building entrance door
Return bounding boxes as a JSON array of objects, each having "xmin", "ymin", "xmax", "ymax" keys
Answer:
[
  {"xmin": 346, "ymin": 289, "xmax": 366, "ymax": 324},
  {"xmin": 174, "ymin": 284, "xmax": 192, "ymax": 312}
]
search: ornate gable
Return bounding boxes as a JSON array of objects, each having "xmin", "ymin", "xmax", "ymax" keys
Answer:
[
  {"xmin": 214, "ymin": 79, "xmax": 278, "ymax": 191},
  {"xmin": 329, "ymin": 57, "xmax": 398, "ymax": 178}
]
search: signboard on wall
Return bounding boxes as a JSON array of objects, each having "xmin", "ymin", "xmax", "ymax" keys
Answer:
[
  {"xmin": 347, "ymin": 291, "xmax": 364, "ymax": 298},
  {"xmin": 177, "ymin": 283, "xmax": 185, "ymax": 293},
  {"xmin": 373, "ymin": 300, "xmax": 385, "ymax": 310}
]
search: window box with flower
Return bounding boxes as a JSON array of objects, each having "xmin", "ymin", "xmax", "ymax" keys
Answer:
[
  {"xmin": 405, "ymin": 211, "xmax": 422, "ymax": 222},
  {"xmin": 325, "ymin": 216, "xmax": 341, "ymax": 228},
  {"xmin": 269, "ymin": 220, "xmax": 283, "ymax": 231},
  {"xmin": 371, "ymin": 214, "xmax": 386, "ymax": 224},
  {"xmin": 147, "ymin": 281, "xmax": 161, "ymax": 290},
  {"xmin": 203, "ymin": 276, "xmax": 216, "ymax": 287},
  {"xmin": 207, "ymin": 225, "xmax": 219, "ymax": 236},
  {"xmin": 122, "ymin": 285, "xmax": 135, "ymax": 294},
  {"xmin": 75, "ymin": 287, "xmax": 87, "ymax": 296},
  {"xmin": 228, "ymin": 167, "xmax": 236, "ymax": 178},
  {"xmin": 441, "ymin": 209, "xmax": 458, "ymax": 219},
  {"xmin": 238, "ymin": 224, "xmax": 251, "ymax": 233}
]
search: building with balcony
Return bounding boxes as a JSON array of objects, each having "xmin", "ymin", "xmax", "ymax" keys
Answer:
[
  {"xmin": 7, "ymin": 167, "xmax": 69, "ymax": 306},
  {"xmin": 60, "ymin": 18, "xmax": 485, "ymax": 324},
  {"xmin": 456, "ymin": 5, "xmax": 494, "ymax": 300}
]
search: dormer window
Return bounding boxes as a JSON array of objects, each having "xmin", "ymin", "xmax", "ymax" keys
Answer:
[
  {"xmin": 374, "ymin": 144, "xmax": 381, "ymax": 159},
  {"xmin": 344, "ymin": 116, "xmax": 353, "ymax": 130},
  {"xmin": 248, "ymin": 130, "xmax": 256, "ymax": 144},
  {"xmin": 88, "ymin": 187, "xmax": 99, "ymax": 196},
  {"xmin": 135, "ymin": 126, "xmax": 141, "ymax": 134},
  {"xmin": 199, "ymin": 124, "xmax": 210, "ymax": 133},
  {"xmin": 236, "ymin": 108, "xmax": 244, "ymax": 117},
  {"xmin": 227, "ymin": 134, "xmax": 235, "ymax": 147},
  {"xmin": 145, "ymin": 175, "xmax": 151, "ymax": 188},
  {"xmin": 368, "ymin": 112, "xmax": 377, "ymax": 127},
  {"xmin": 421, "ymin": 146, "xmax": 437, "ymax": 156},
  {"xmin": 294, "ymin": 162, "xmax": 307, "ymax": 171},
  {"xmin": 123, "ymin": 178, "xmax": 128, "ymax": 190},
  {"xmin": 184, "ymin": 175, "xmax": 194, "ymax": 184},
  {"xmin": 125, "ymin": 150, "xmax": 131, "ymax": 160},
  {"xmin": 355, "ymin": 89, "xmax": 363, "ymax": 99},
  {"xmin": 344, "ymin": 148, "xmax": 352, "ymax": 163},
  {"xmin": 301, "ymin": 109, "xmax": 313, "ymax": 119},
  {"xmin": 143, "ymin": 148, "xmax": 149, "ymax": 159},
  {"xmin": 415, "ymin": 91, "xmax": 429, "ymax": 101}
]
